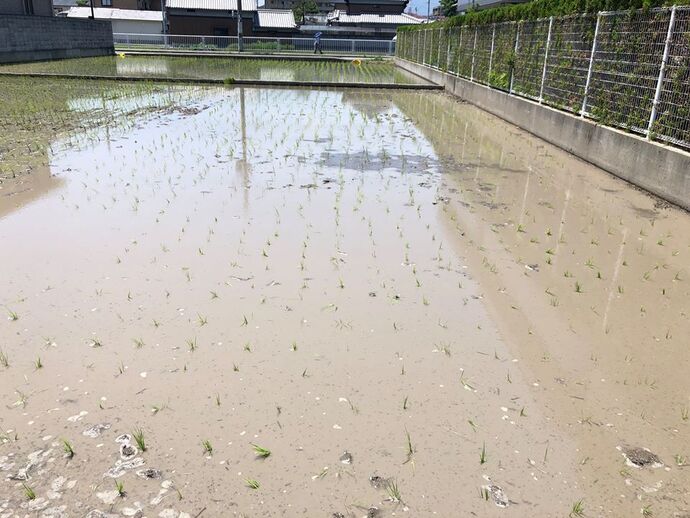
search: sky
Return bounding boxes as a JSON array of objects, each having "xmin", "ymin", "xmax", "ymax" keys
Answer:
[{"xmin": 406, "ymin": 0, "xmax": 440, "ymax": 16}]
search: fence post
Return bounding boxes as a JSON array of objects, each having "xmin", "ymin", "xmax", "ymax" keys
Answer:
[
  {"xmin": 446, "ymin": 28, "xmax": 452, "ymax": 71},
  {"xmin": 389, "ymin": 39, "xmax": 393, "ymax": 55},
  {"xmin": 470, "ymin": 26, "xmax": 478, "ymax": 81},
  {"xmin": 647, "ymin": 6, "xmax": 676, "ymax": 139},
  {"xmin": 581, "ymin": 13, "xmax": 601, "ymax": 116},
  {"xmin": 423, "ymin": 29, "xmax": 428, "ymax": 64},
  {"xmin": 488, "ymin": 23, "xmax": 496, "ymax": 81},
  {"xmin": 510, "ymin": 21, "xmax": 519, "ymax": 94},
  {"xmin": 539, "ymin": 16, "xmax": 554, "ymax": 103},
  {"xmin": 437, "ymin": 28, "xmax": 443, "ymax": 67}
]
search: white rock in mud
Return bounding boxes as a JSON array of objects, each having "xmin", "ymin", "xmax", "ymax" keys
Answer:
[
  {"xmin": 105, "ymin": 457, "xmax": 145, "ymax": 478},
  {"xmin": 67, "ymin": 411, "xmax": 88, "ymax": 422},
  {"xmin": 41, "ymin": 505, "xmax": 67, "ymax": 517},
  {"xmin": 96, "ymin": 490, "xmax": 120, "ymax": 505},
  {"xmin": 121, "ymin": 506, "xmax": 144, "ymax": 517},
  {"xmin": 83, "ymin": 424, "xmax": 111, "ymax": 438}
]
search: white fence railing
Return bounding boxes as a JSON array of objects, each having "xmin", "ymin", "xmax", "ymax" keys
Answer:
[
  {"xmin": 114, "ymin": 34, "xmax": 396, "ymax": 55},
  {"xmin": 397, "ymin": 6, "xmax": 690, "ymax": 151}
]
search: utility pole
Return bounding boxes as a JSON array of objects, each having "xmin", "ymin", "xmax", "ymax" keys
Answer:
[
  {"xmin": 426, "ymin": 0, "xmax": 430, "ymax": 20},
  {"xmin": 89, "ymin": 0, "xmax": 95, "ymax": 19},
  {"xmin": 237, "ymin": 0, "xmax": 244, "ymax": 52},
  {"xmin": 161, "ymin": 0, "xmax": 167, "ymax": 44}
]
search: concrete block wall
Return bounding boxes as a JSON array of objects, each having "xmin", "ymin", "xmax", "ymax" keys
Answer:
[
  {"xmin": 395, "ymin": 58, "xmax": 690, "ymax": 212},
  {"xmin": 0, "ymin": 15, "xmax": 114, "ymax": 63}
]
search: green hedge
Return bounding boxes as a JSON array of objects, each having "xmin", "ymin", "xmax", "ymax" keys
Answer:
[{"xmin": 399, "ymin": 0, "xmax": 690, "ymax": 30}]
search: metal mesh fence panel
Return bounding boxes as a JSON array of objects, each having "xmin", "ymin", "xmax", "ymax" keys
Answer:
[
  {"xmin": 512, "ymin": 19, "xmax": 551, "ymax": 99},
  {"xmin": 473, "ymin": 24, "xmax": 494, "ymax": 84},
  {"xmin": 447, "ymin": 27, "xmax": 462, "ymax": 74},
  {"xmin": 542, "ymin": 14, "xmax": 597, "ymax": 112},
  {"xmin": 457, "ymin": 26, "xmax": 475, "ymax": 78},
  {"xmin": 438, "ymin": 29, "xmax": 450, "ymax": 71},
  {"xmin": 586, "ymin": 9, "xmax": 670, "ymax": 134},
  {"xmin": 489, "ymin": 22, "xmax": 517, "ymax": 90},
  {"xmin": 655, "ymin": 6, "xmax": 690, "ymax": 148},
  {"xmin": 397, "ymin": 6, "xmax": 689, "ymax": 151}
]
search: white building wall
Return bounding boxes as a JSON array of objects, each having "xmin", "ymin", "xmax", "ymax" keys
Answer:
[{"xmin": 112, "ymin": 19, "xmax": 162, "ymax": 34}]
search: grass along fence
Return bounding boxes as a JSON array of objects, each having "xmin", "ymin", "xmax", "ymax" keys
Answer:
[{"xmin": 397, "ymin": 6, "xmax": 690, "ymax": 151}]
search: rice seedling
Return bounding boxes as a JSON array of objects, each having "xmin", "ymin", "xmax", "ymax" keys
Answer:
[
  {"xmin": 215, "ymin": 394, "xmax": 221, "ymax": 406},
  {"xmin": 386, "ymin": 479, "xmax": 402, "ymax": 503},
  {"xmin": 22, "ymin": 483, "xmax": 36, "ymax": 500},
  {"xmin": 7, "ymin": 309, "xmax": 19, "ymax": 321},
  {"xmin": 115, "ymin": 479, "xmax": 126, "ymax": 497},
  {"xmin": 34, "ymin": 356, "xmax": 43, "ymax": 370},
  {"xmin": 0, "ymin": 349, "xmax": 8, "ymax": 368},
  {"xmin": 642, "ymin": 504, "xmax": 653, "ymax": 517},
  {"xmin": 132, "ymin": 338, "xmax": 145, "ymax": 348},
  {"xmin": 569, "ymin": 500, "xmax": 584, "ymax": 517},
  {"xmin": 251, "ymin": 443, "xmax": 271, "ymax": 458},
  {"xmin": 91, "ymin": 338, "xmax": 103, "ymax": 348},
  {"xmin": 202, "ymin": 439, "xmax": 213, "ymax": 455},
  {"xmin": 246, "ymin": 478, "xmax": 260, "ymax": 489},
  {"xmin": 62, "ymin": 438, "xmax": 75, "ymax": 458},
  {"xmin": 187, "ymin": 337, "xmax": 197, "ymax": 352},
  {"xmin": 197, "ymin": 314, "xmax": 208, "ymax": 326},
  {"xmin": 403, "ymin": 396, "xmax": 409, "ymax": 410},
  {"xmin": 403, "ymin": 429, "xmax": 414, "ymax": 464},
  {"xmin": 151, "ymin": 403, "xmax": 168, "ymax": 415},
  {"xmin": 241, "ymin": 314, "xmax": 249, "ymax": 326},
  {"xmin": 244, "ymin": 342, "xmax": 252, "ymax": 352},
  {"xmin": 574, "ymin": 281, "xmax": 583, "ymax": 293},
  {"xmin": 681, "ymin": 406, "xmax": 688, "ymax": 421},
  {"xmin": 290, "ymin": 341, "xmax": 297, "ymax": 351},
  {"xmin": 132, "ymin": 428, "xmax": 147, "ymax": 452},
  {"xmin": 479, "ymin": 442, "xmax": 487, "ymax": 464}
]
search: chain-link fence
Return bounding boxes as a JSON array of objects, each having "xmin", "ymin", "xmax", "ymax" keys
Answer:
[{"xmin": 396, "ymin": 6, "xmax": 690, "ymax": 151}]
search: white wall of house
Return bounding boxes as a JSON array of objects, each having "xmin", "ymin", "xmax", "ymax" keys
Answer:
[{"xmin": 112, "ymin": 19, "xmax": 162, "ymax": 34}]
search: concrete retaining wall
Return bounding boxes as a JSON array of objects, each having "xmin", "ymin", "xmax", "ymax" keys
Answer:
[
  {"xmin": 0, "ymin": 15, "xmax": 114, "ymax": 64},
  {"xmin": 395, "ymin": 58, "xmax": 690, "ymax": 212}
]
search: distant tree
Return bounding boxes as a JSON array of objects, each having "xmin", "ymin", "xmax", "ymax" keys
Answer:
[
  {"xmin": 76, "ymin": 0, "xmax": 88, "ymax": 5},
  {"xmin": 439, "ymin": 0, "xmax": 456, "ymax": 17},
  {"xmin": 293, "ymin": 0, "xmax": 318, "ymax": 23}
]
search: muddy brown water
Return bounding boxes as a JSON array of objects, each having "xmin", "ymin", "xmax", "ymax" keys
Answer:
[{"xmin": 0, "ymin": 86, "xmax": 688, "ymax": 518}]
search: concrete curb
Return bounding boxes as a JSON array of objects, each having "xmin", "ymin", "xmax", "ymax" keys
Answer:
[
  {"xmin": 395, "ymin": 58, "xmax": 690, "ymax": 212},
  {"xmin": 0, "ymin": 71, "xmax": 442, "ymax": 90},
  {"xmin": 117, "ymin": 50, "xmax": 388, "ymax": 62}
]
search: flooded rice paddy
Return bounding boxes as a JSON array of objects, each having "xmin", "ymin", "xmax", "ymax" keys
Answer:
[
  {"xmin": 0, "ymin": 78, "xmax": 689, "ymax": 517},
  {"xmin": 0, "ymin": 56, "xmax": 427, "ymax": 85}
]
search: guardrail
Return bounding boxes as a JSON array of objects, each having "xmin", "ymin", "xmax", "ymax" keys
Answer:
[
  {"xmin": 397, "ymin": 6, "xmax": 690, "ymax": 151},
  {"xmin": 114, "ymin": 34, "xmax": 396, "ymax": 55}
]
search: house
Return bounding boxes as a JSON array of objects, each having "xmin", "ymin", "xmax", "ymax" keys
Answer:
[
  {"xmin": 91, "ymin": 0, "xmax": 162, "ymax": 9},
  {"xmin": 1, "ymin": 0, "xmax": 53, "ymax": 15},
  {"xmin": 332, "ymin": 0, "xmax": 408, "ymax": 14},
  {"xmin": 300, "ymin": 9, "xmax": 421, "ymax": 39},
  {"xmin": 53, "ymin": 0, "xmax": 78, "ymax": 14},
  {"xmin": 165, "ymin": 0, "xmax": 258, "ymax": 36},
  {"xmin": 59, "ymin": 6, "xmax": 163, "ymax": 33},
  {"xmin": 263, "ymin": 0, "xmax": 335, "ymax": 15},
  {"xmin": 255, "ymin": 9, "xmax": 297, "ymax": 36}
]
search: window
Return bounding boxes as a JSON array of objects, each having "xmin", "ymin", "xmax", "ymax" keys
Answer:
[
  {"xmin": 102, "ymin": 0, "xmax": 112, "ymax": 5},
  {"xmin": 23, "ymin": 0, "xmax": 34, "ymax": 14}
]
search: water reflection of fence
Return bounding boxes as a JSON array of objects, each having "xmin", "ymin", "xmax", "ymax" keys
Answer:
[
  {"xmin": 397, "ymin": 6, "xmax": 690, "ymax": 151},
  {"xmin": 114, "ymin": 34, "xmax": 396, "ymax": 55}
]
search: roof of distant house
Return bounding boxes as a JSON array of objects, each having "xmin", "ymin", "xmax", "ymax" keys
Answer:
[
  {"xmin": 256, "ymin": 9, "xmax": 296, "ymax": 29},
  {"xmin": 166, "ymin": 0, "xmax": 259, "ymax": 11},
  {"xmin": 53, "ymin": 0, "xmax": 79, "ymax": 7},
  {"xmin": 328, "ymin": 10, "xmax": 422, "ymax": 24},
  {"xmin": 61, "ymin": 6, "xmax": 163, "ymax": 20}
]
